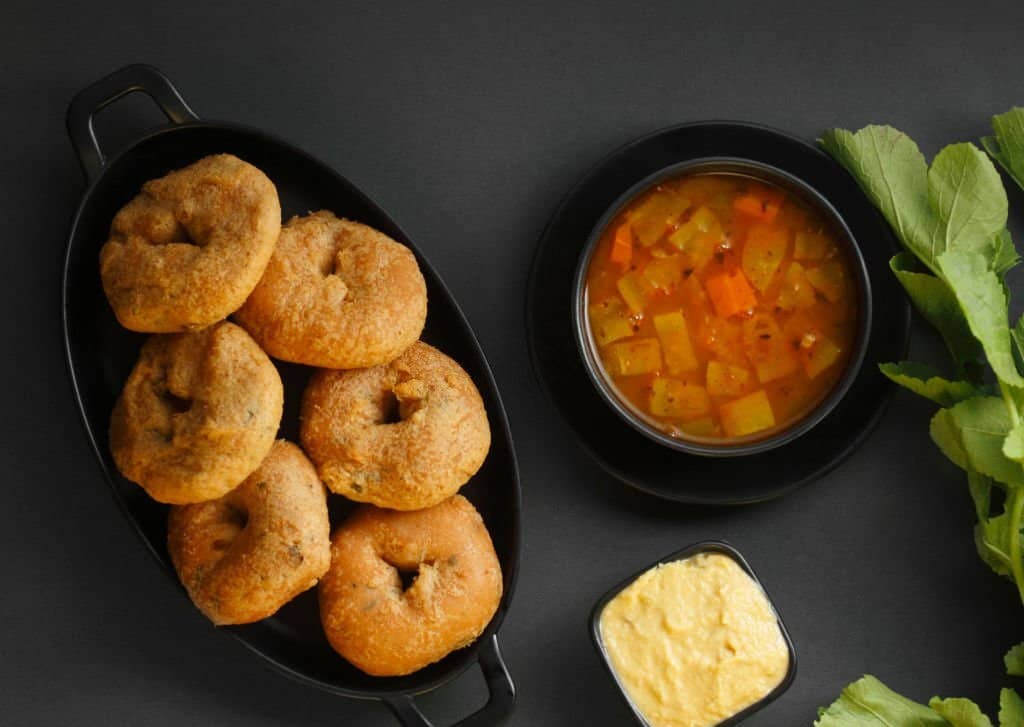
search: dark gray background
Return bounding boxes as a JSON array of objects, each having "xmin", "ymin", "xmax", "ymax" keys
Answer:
[{"xmin": 3, "ymin": 2, "xmax": 1024, "ymax": 725}]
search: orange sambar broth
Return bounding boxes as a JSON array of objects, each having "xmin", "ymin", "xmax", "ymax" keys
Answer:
[{"xmin": 584, "ymin": 172, "xmax": 858, "ymax": 441}]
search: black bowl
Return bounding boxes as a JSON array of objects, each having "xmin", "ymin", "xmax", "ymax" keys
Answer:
[
  {"xmin": 572, "ymin": 158, "xmax": 873, "ymax": 457},
  {"xmin": 526, "ymin": 120, "xmax": 911, "ymax": 504},
  {"xmin": 590, "ymin": 541, "xmax": 797, "ymax": 727}
]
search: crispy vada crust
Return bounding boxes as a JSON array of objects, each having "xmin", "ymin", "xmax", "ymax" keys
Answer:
[
  {"xmin": 234, "ymin": 211, "xmax": 427, "ymax": 369},
  {"xmin": 110, "ymin": 322, "xmax": 283, "ymax": 504},
  {"xmin": 300, "ymin": 341, "xmax": 490, "ymax": 510},
  {"xmin": 168, "ymin": 440, "xmax": 331, "ymax": 625},
  {"xmin": 318, "ymin": 495, "xmax": 502, "ymax": 676},
  {"xmin": 100, "ymin": 154, "xmax": 281, "ymax": 332}
]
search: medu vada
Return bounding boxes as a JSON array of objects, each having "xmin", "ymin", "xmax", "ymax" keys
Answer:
[
  {"xmin": 100, "ymin": 153, "xmax": 281, "ymax": 332},
  {"xmin": 300, "ymin": 341, "xmax": 490, "ymax": 510},
  {"xmin": 234, "ymin": 210, "xmax": 427, "ymax": 369},
  {"xmin": 167, "ymin": 440, "xmax": 331, "ymax": 625},
  {"xmin": 318, "ymin": 495, "xmax": 502, "ymax": 676},
  {"xmin": 110, "ymin": 321, "xmax": 283, "ymax": 505}
]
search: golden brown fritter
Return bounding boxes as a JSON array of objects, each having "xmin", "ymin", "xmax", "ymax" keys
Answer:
[
  {"xmin": 100, "ymin": 154, "xmax": 281, "ymax": 332},
  {"xmin": 319, "ymin": 496, "xmax": 502, "ymax": 676},
  {"xmin": 110, "ymin": 322, "xmax": 283, "ymax": 504},
  {"xmin": 300, "ymin": 341, "xmax": 490, "ymax": 510},
  {"xmin": 168, "ymin": 440, "xmax": 331, "ymax": 625},
  {"xmin": 235, "ymin": 211, "xmax": 427, "ymax": 369}
]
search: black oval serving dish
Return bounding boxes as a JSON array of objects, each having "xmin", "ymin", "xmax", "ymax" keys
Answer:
[
  {"xmin": 527, "ymin": 121, "xmax": 911, "ymax": 504},
  {"xmin": 63, "ymin": 64, "xmax": 520, "ymax": 726},
  {"xmin": 590, "ymin": 540, "xmax": 796, "ymax": 727},
  {"xmin": 573, "ymin": 157, "xmax": 873, "ymax": 457}
]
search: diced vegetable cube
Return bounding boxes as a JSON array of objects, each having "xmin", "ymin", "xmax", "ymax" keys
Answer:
[
  {"xmin": 699, "ymin": 315, "xmax": 744, "ymax": 364},
  {"xmin": 806, "ymin": 260, "xmax": 848, "ymax": 303},
  {"xmin": 616, "ymin": 271, "xmax": 651, "ymax": 314},
  {"xmin": 705, "ymin": 269, "xmax": 758, "ymax": 318},
  {"xmin": 743, "ymin": 314, "xmax": 798, "ymax": 383},
  {"xmin": 649, "ymin": 377, "xmax": 710, "ymax": 419},
  {"xmin": 775, "ymin": 262, "xmax": 816, "ymax": 311},
  {"xmin": 719, "ymin": 390, "xmax": 776, "ymax": 437},
  {"xmin": 642, "ymin": 256, "xmax": 684, "ymax": 293},
  {"xmin": 668, "ymin": 206, "xmax": 723, "ymax": 271},
  {"xmin": 681, "ymin": 274, "xmax": 708, "ymax": 311},
  {"xmin": 608, "ymin": 338, "xmax": 661, "ymax": 376},
  {"xmin": 733, "ymin": 192, "xmax": 781, "ymax": 222},
  {"xmin": 799, "ymin": 333, "xmax": 844, "ymax": 379},
  {"xmin": 653, "ymin": 311, "xmax": 698, "ymax": 374},
  {"xmin": 741, "ymin": 223, "xmax": 789, "ymax": 291},
  {"xmin": 794, "ymin": 230, "xmax": 829, "ymax": 260},
  {"xmin": 630, "ymin": 192, "xmax": 685, "ymax": 247},
  {"xmin": 706, "ymin": 360, "xmax": 751, "ymax": 397},
  {"xmin": 676, "ymin": 417, "xmax": 717, "ymax": 437},
  {"xmin": 589, "ymin": 298, "xmax": 635, "ymax": 346},
  {"xmin": 609, "ymin": 223, "xmax": 633, "ymax": 267}
]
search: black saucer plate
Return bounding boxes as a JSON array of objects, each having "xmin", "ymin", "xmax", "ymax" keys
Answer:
[{"xmin": 526, "ymin": 121, "xmax": 911, "ymax": 505}]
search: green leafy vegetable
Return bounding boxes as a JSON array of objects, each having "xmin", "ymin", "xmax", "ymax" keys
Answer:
[
  {"xmin": 1004, "ymin": 643, "xmax": 1024, "ymax": 677},
  {"xmin": 820, "ymin": 127, "xmax": 937, "ymax": 273},
  {"xmin": 879, "ymin": 362, "xmax": 978, "ymax": 407},
  {"xmin": 818, "ymin": 110, "xmax": 1024, "ymax": 727},
  {"xmin": 999, "ymin": 689, "xmax": 1024, "ymax": 726},
  {"xmin": 948, "ymin": 397, "xmax": 1024, "ymax": 486},
  {"xmin": 889, "ymin": 253, "xmax": 983, "ymax": 380},
  {"xmin": 927, "ymin": 143, "xmax": 1008, "ymax": 262},
  {"xmin": 814, "ymin": 676, "xmax": 950, "ymax": 726},
  {"xmin": 819, "ymin": 128, "xmax": 1007, "ymax": 277},
  {"xmin": 929, "ymin": 697, "xmax": 994, "ymax": 727},
  {"xmin": 937, "ymin": 251, "xmax": 1024, "ymax": 387},
  {"xmin": 983, "ymin": 108, "xmax": 1024, "ymax": 191}
]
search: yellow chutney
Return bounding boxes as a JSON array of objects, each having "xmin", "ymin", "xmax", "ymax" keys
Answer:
[{"xmin": 598, "ymin": 553, "xmax": 789, "ymax": 727}]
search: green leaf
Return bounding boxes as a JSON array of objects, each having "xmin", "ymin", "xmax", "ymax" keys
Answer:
[
  {"xmin": 880, "ymin": 361, "xmax": 980, "ymax": 407},
  {"xmin": 999, "ymin": 688, "xmax": 1024, "ymax": 727},
  {"xmin": 948, "ymin": 397, "xmax": 1024, "ymax": 486},
  {"xmin": 992, "ymin": 229, "xmax": 1020, "ymax": 277},
  {"xmin": 929, "ymin": 697, "xmax": 994, "ymax": 727},
  {"xmin": 821, "ymin": 128, "xmax": 1007, "ymax": 275},
  {"xmin": 815, "ymin": 675, "xmax": 951, "ymax": 726},
  {"xmin": 821, "ymin": 127, "xmax": 938, "ymax": 273},
  {"xmin": 976, "ymin": 513, "xmax": 1013, "ymax": 578},
  {"xmin": 938, "ymin": 250, "xmax": 1024, "ymax": 387},
  {"xmin": 1010, "ymin": 314, "xmax": 1024, "ymax": 374},
  {"xmin": 1005, "ymin": 424, "xmax": 1024, "ymax": 462},
  {"xmin": 891, "ymin": 253, "xmax": 983, "ymax": 378},
  {"xmin": 931, "ymin": 408, "xmax": 969, "ymax": 471},
  {"xmin": 968, "ymin": 469, "xmax": 994, "ymax": 521},
  {"xmin": 983, "ymin": 108, "xmax": 1024, "ymax": 192},
  {"xmin": 927, "ymin": 143, "xmax": 1008, "ymax": 261},
  {"xmin": 1004, "ymin": 642, "xmax": 1024, "ymax": 677}
]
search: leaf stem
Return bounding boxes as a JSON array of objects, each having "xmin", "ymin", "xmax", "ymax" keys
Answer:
[
  {"xmin": 1008, "ymin": 486, "xmax": 1024, "ymax": 607},
  {"xmin": 1001, "ymin": 380, "xmax": 1022, "ymax": 427}
]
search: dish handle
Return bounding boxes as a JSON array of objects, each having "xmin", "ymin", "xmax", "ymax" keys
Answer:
[
  {"xmin": 384, "ymin": 636, "xmax": 516, "ymax": 726},
  {"xmin": 66, "ymin": 63, "xmax": 198, "ymax": 183}
]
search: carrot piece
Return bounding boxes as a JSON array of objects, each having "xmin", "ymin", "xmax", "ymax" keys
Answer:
[
  {"xmin": 610, "ymin": 223, "xmax": 633, "ymax": 267},
  {"xmin": 705, "ymin": 269, "xmax": 758, "ymax": 318},
  {"xmin": 733, "ymin": 192, "xmax": 782, "ymax": 222}
]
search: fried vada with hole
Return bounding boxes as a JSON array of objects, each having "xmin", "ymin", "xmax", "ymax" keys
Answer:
[
  {"xmin": 300, "ymin": 341, "xmax": 490, "ymax": 510},
  {"xmin": 234, "ymin": 211, "xmax": 427, "ymax": 369},
  {"xmin": 110, "ymin": 321, "xmax": 283, "ymax": 504},
  {"xmin": 100, "ymin": 154, "xmax": 281, "ymax": 332},
  {"xmin": 318, "ymin": 495, "xmax": 502, "ymax": 676},
  {"xmin": 168, "ymin": 440, "xmax": 331, "ymax": 625}
]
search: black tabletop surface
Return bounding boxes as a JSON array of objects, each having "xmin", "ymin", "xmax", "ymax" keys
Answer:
[{"xmin": 4, "ymin": 2, "xmax": 1024, "ymax": 725}]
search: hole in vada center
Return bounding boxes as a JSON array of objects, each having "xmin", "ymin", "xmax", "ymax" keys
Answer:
[
  {"xmin": 397, "ymin": 567, "xmax": 419, "ymax": 592},
  {"xmin": 378, "ymin": 390, "xmax": 403, "ymax": 425},
  {"xmin": 159, "ymin": 389, "xmax": 193, "ymax": 415}
]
